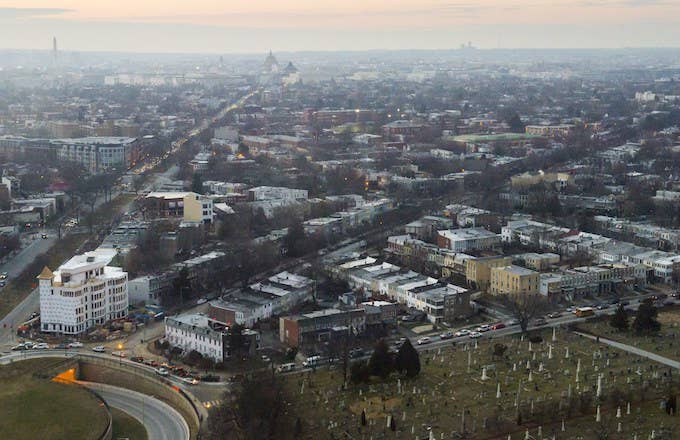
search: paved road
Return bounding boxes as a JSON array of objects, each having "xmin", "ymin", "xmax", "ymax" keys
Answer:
[
  {"xmin": 0, "ymin": 232, "xmax": 56, "ymax": 279},
  {"xmin": 0, "ymin": 287, "xmax": 39, "ymax": 346},
  {"xmin": 574, "ymin": 331, "xmax": 680, "ymax": 369},
  {"xmin": 80, "ymin": 381, "xmax": 190, "ymax": 440}
]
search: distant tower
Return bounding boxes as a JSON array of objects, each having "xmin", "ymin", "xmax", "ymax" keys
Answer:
[{"xmin": 52, "ymin": 37, "xmax": 58, "ymax": 64}]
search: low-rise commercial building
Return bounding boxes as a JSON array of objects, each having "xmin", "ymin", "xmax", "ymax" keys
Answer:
[{"xmin": 437, "ymin": 228, "xmax": 500, "ymax": 252}]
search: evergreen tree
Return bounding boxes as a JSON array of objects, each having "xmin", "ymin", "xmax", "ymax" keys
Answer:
[
  {"xmin": 633, "ymin": 299, "xmax": 661, "ymax": 335},
  {"xmin": 396, "ymin": 339, "xmax": 421, "ymax": 378},
  {"xmin": 609, "ymin": 304, "xmax": 629, "ymax": 331},
  {"xmin": 369, "ymin": 339, "xmax": 393, "ymax": 379},
  {"xmin": 191, "ymin": 173, "xmax": 203, "ymax": 194}
]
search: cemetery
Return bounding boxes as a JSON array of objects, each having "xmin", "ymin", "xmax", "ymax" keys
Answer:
[
  {"xmin": 280, "ymin": 328, "xmax": 680, "ymax": 439},
  {"xmin": 577, "ymin": 306, "xmax": 680, "ymax": 363}
]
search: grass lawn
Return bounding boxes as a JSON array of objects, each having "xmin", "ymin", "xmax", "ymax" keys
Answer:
[
  {"xmin": 111, "ymin": 407, "xmax": 148, "ymax": 440},
  {"xmin": 0, "ymin": 359, "xmax": 109, "ymax": 440},
  {"xmin": 278, "ymin": 329, "xmax": 680, "ymax": 439},
  {"xmin": 577, "ymin": 306, "xmax": 680, "ymax": 362}
]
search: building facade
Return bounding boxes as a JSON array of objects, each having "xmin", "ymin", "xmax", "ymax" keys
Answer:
[{"xmin": 39, "ymin": 250, "xmax": 128, "ymax": 335}]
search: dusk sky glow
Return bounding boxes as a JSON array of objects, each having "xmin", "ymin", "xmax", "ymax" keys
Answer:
[{"xmin": 1, "ymin": 1, "xmax": 679, "ymax": 53}]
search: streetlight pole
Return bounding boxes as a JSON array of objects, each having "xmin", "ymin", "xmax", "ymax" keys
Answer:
[{"xmin": 117, "ymin": 343, "xmax": 123, "ymax": 366}]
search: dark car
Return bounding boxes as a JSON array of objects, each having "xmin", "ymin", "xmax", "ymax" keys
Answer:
[{"xmin": 533, "ymin": 318, "xmax": 547, "ymax": 326}]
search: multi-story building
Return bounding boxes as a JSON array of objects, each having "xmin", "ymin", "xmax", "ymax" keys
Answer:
[
  {"xmin": 0, "ymin": 136, "xmax": 139, "ymax": 174},
  {"xmin": 489, "ymin": 265, "xmax": 540, "ymax": 296},
  {"xmin": 247, "ymin": 186, "xmax": 308, "ymax": 202},
  {"xmin": 208, "ymin": 271, "xmax": 314, "ymax": 327},
  {"xmin": 39, "ymin": 250, "xmax": 128, "ymax": 335},
  {"xmin": 144, "ymin": 192, "xmax": 214, "ymax": 224},
  {"xmin": 465, "ymin": 256, "xmax": 513, "ymax": 291},
  {"xmin": 165, "ymin": 313, "xmax": 260, "ymax": 361},
  {"xmin": 165, "ymin": 314, "xmax": 225, "ymax": 361},
  {"xmin": 279, "ymin": 308, "xmax": 366, "ymax": 348},
  {"xmin": 437, "ymin": 228, "xmax": 500, "ymax": 252},
  {"xmin": 524, "ymin": 124, "xmax": 575, "ymax": 138},
  {"xmin": 514, "ymin": 253, "xmax": 560, "ymax": 271}
]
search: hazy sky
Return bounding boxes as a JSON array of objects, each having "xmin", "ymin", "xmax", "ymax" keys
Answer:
[{"xmin": 1, "ymin": 1, "xmax": 680, "ymax": 53}]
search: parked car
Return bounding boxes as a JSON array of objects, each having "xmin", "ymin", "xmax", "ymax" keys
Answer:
[
  {"xmin": 533, "ymin": 318, "xmax": 547, "ymax": 326},
  {"xmin": 417, "ymin": 337, "xmax": 431, "ymax": 345},
  {"xmin": 260, "ymin": 355, "xmax": 271, "ymax": 363},
  {"xmin": 11, "ymin": 344, "xmax": 26, "ymax": 351},
  {"xmin": 34, "ymin": 343, "xmax": 50, "ymax": 350},
  {"xmin": 476, "ymin": 325, "xmax": 490, "ymax": 332},
  {"xmin": 302, "ymin": 356, "xmax": 322, "ymax": 368},
  {"xmin": 92, "ymin": 345, "xmax": 106, "ymax": 353},
  {"xmin": 491, "ymin": 323, "xmax": 506, "ymax": 330},
  {"xmin": 439, "ymin": 331, "xmax": 453, "ymax": 340},
  {"xmin": 67, "ymin": 341, "xmax": 83, "ymax": 348},
  {"xmin": 41, "ymin": 233, "xmax": 48, "ymax": 239},
  {"xmin": 111, "ymin": 351, "xmax": 126, "ymax": 358},
  {"xmin": 507, "ymin": 319, "xmax": 520, "ymax": 326},
  {"xmin": 196, "ymin": 298, "xmax": 208, "ymax": 305},
  {"xmin": 276, "ymin": 363, "xmax": 297, "ymax": 373},
  {"xmin": 0, "ymin": 272, "xmax": 8, "ymax": 280},
  {"xmin": 131, "ymin": 356, "xmax": 144, "ymax": 363},
  {"xmin": 469, "ymin": 331, "xmax": 483, "ymax": 339},
  {"xmin": 547, "ymin": 312, "xmax": 562, "ymax": 319},
  {"xmin": 454, "ymin": 329, "xmax": 470, "ymax": 337},
  {"xmin": 155, "ymin": 367, "xmax": 169, "ymax": 377},
  {"xmin": 55, "ymin": 343, "xmax": 69, "ymax": 349}
]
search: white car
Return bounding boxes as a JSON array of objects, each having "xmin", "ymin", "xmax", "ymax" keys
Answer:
[
  {"xmin": 67, "ymin": 341, "xmax": 83, "ymax": 348},
  {"xmin": 34, "ymin": 343, "xmax": 50, "ymax": 349},
  {"xmin": 196, "ymin": 298, "xmax": 208, "ymax": 305},
  {"xmin": 155, "ymin": 367, "xmax": 169, "ymax": 377},
  {"xmin": 92, "ymin": 345, "xmax": 106, "ymax": 353},
  {"xmin": 469, "ymin": 331, "xmax": 483, "ymax": 339},
  {"xmin": 417, "ymin": 337, "xmax": 431, "ymax": 345},
  {"xmin": 476, "ymin": 325, "xmax": 490, "ymax": 332},
  {"xmin": 454, "ymin": 329, "xmax": 470, "ymax": 337}
]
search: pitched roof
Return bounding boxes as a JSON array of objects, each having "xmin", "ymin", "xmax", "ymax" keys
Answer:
[{"xmin": 37, "ymin": 266, "xmax": 53, "ymax": 280}]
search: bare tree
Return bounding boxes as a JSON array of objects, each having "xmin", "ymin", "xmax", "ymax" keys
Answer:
[{"xmin": 501, "ymin": 293, "xmax": 548, "ymax": 333}]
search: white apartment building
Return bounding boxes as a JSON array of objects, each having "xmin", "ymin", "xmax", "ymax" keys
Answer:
[
  {"xmin": 39, "ymin": 250, "xmax": 128, "ymax": 335},
  {"xmin": 247, "ymin": 186, "xmax": 308, "ymax": 202},
  {"xmin": 165, "ymin": 314, "xmax": 225, "ymax": 362}
]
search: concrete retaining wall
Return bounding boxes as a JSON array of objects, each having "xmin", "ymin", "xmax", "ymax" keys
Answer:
[{"xmin": 78, "ymin": 358, "xmax": 201, "ymax": 439}]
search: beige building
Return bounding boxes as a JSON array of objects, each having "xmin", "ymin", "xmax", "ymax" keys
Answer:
[
  {"xmin": 510, "ymin": 171, "xmax": 572, "ymax": 190},
  {"xmin": 490, "ymin": 265, "xmax": 540, "ymax": 295},
  {"xmin": 465, "ymin": 256, "xmax": 512, "ymax": 291},
  {"xmin": 144, "ymin": 192, "xmax": 214, "ymax": 224},
  {"xmin": 517, "ymin": 252, "xmax": 560, "ymax": 271}
]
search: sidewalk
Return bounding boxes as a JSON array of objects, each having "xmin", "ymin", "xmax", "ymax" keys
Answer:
[{"xmin": 574, "ymin": 331, "xmax": 680, "ymax": 369}]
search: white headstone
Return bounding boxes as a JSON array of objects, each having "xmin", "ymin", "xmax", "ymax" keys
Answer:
[{"xmin": 596, "ymin": 405, "xmax": 601, "ymax": 422}]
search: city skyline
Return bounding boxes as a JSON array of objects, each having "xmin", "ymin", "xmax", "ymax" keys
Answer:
[{"xmin": 1, "ymin": 1, "xmax": 680, "ymax": 53}]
